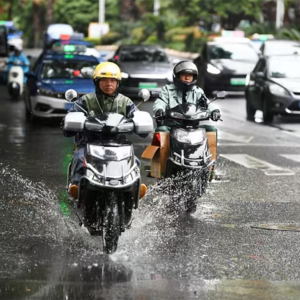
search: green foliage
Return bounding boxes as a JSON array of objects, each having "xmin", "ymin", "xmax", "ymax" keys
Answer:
[
  {"xmin": 84, "ymin": 37, "xmax": 101, "ymax": 46},
  {"xmin": 277, "ymin": 28, "xmax": 300, "ymax": 41},
  {"xmin": 243, "ymin": 22, "xmax": 276, "ymax": 36},
  {"xmin": 101, "ymin": 31, "xmax": 121, "ymax": 45},
  {"xmin": 165, "ymin": 27, "xmax": 194, "ymax": 42},
  {"xmin": 143, "ymin": 35, "xmax": 158, "ymax": 45},
  {"xmin": 131, "ymin": 26, "xmax": 145, "ymax": 44}
]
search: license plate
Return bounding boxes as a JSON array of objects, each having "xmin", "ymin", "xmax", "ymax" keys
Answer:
[
  {"xmin": 230, "ymin": 78, "xmax": 246, "ymax": 85},
  {"xmin": 65, "ymin": 102, "xmax": 74, "ymax": 111},
  {"xmin": 138, "ymin": 82, "xmax": 158, "ymax": 89}
]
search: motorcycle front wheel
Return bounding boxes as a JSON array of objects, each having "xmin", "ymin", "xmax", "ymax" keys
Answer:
[{"xmin": 102, "ymin": 193, "xmax": 120, "ymax": 254}]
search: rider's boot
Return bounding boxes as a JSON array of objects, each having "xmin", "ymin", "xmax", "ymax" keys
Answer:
[
  {"xmin": 69, "ymin": 184, "xmax": 79, "ymax": 200},
  {"xmin": 139, "ymin": 183, "xmax": 147, "ymax": 199}
]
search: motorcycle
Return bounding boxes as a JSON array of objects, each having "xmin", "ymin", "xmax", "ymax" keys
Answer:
[
  {"xmin": 64, "ymin": 89, "xmax": 153, "ymax": 254},
  {"xmin": 7, "ymin": 60, "xmax": 27, "ymax": 99},
  {"xmin": 142, "ymin": 91, "xmax": 227, "ymax": 213}
]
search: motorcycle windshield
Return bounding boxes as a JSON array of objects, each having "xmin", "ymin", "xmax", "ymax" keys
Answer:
[
  {"xmin": 167, "ymin": 103, "xmax": 209, "ymax": 121},
  {"xmin": 92, "ymin": 113, "xmax": 124, "ymax": 126}
]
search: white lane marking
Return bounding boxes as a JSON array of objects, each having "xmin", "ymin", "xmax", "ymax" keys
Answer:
[
  {"xmin": 218, "ymin": 143, "xmax": 300, "ymax": 147},
  {"xmin": 220, "ymin": 154, "xmax": 295, "ymax": 176},
  {"xmin": 280, "ymin": 154, "xmax": 300, "ymax": 163},
  {"xmin": 218, "ymin": 131, "xmax": 253, "ymax": 143}
]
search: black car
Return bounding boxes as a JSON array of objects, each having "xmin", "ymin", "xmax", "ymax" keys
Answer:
[
  {"xmin": 193, "ymin": 38, "xmax": 259, "ymax": 95},
  {"xmin": 109, "ymin": 45, "xmax": 173, "ymax": 98},
  {"xmin": 245, "ymin": 54, "xmax": 300, "ymax": 122}
]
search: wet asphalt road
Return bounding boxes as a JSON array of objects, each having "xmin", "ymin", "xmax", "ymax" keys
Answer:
[{"xmin": 2, "ymin": 83, "xmax": 300, "ymax": 298}]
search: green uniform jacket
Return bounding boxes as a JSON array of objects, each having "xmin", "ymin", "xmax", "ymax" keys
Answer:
[{"xmin": 153, "ymin": 83, "xmax": 216, "ymax": 115}]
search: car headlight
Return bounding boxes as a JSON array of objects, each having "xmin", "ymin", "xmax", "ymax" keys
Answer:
[
  {"xmin": 121, "ymin": 72, "xmax": 129, "ymax": 79},
  {"xmin": 207, "ymin": 63, "xmax": 221, "ymax": 75},
  {"xmin": 167, "ymin": 72, "xmax": 173, "ymax": 82},
  {"xmin": 269, "ymin": 84, "xmax": 290, "ymax": 97},
  {"xmin": 37, "ymin": 88, "xmax": 64, "ymax": 98}
]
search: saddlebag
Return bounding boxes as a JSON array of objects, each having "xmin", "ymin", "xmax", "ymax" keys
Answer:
[{"xmin": 141, "ymin": 132, "xmax": 171, "ymax": 178}]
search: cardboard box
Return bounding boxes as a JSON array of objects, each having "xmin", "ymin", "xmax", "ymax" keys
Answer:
[
  {"xmin": 207, "ymin": 132, "xmax": 217, "ymax": 161},
  {"xmin": 142, "ymin": 132, "xmax": 171, "ymax": 178}
]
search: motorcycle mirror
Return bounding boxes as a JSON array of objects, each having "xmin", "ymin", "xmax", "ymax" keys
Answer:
[
  {"xmin": 65, "ymin": 89, "xmax": 78, "ymax": 102},
  {"xmin": 138, "ymin": 89, "xmax": 151, "ymax": 102},
  {"xmin": 215, "ymin": 91, "xmax": 227, "ymax": 99}
]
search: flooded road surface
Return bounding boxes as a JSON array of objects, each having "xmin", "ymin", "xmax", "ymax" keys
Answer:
[{"xmin": 1, "ymin": 86, "xmax": 300, "ymax": 299}]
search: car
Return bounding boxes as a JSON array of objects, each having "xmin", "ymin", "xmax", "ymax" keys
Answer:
[
  {"xmin": 24, "ymin": 52, "xmax": 98, "ymax": 120},
  {"xmin": 45, "ymin": 39, "xmax": 106, "ymax": 63},
  {"xmin": 245, "ymin": 54, "xmax": 300, "ymax": 122},
  {"xmin": 109, "ymin": 45, "xmax": 173, "ymax": 98},
  {"xmin": 44, "ymin": 23, "xmax": 74, "ymax": 47},
  {"xmin": 193, "ymin": 37, "xmax": 259, "ymax": 95},
  {"xmin": 259, "ymin": 39, "xmax": 300, "ymax": 57}
]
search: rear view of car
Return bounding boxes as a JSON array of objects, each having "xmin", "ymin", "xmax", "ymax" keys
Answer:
[
  {"xmin": 110, "ymin": 45, "xmax": 173, "ymax": 98},
  {"xmin": 194, "ymin": 38, "xmax": 259, "ymax": 94}
]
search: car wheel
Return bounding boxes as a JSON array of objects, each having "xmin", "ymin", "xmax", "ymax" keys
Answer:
[
  {"xmin": 262, "ymin": 97, "xmax": 274, "ymax": 123},
  {"xmin": 246, "ymin": 93, "xmax": 256, "ymax": 121}
]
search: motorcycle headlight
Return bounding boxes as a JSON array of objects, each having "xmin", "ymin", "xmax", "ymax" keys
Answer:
[
  {"xmin": 269, "ymin": 84, "xmax": 290, "ymax": 97},
  {"xmin": 173, "ymin": 128, "xmax": 206, "ymax": 145},
  {"xmin": 207, "ymin": 63, "xmax": 221, "ymax": 75},
  {"xmin": 89, "ymin": 145, "xmax": 132, "ymax": 161}
]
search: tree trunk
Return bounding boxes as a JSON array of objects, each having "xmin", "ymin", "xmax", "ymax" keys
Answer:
[
  {"xmin": 120, "ymin": 0, "xmax": 137, "ymax": 21},
  {"xmin": 8, "ymin": 0, "xmax": 13, "ymax": 20},
  {"xmin": 33, "ymin": 1, "xmax": 40, "ymax": 48},
  {"xmin": 47, "ymin": 0, "xmax": 53, "ymax": 26}
]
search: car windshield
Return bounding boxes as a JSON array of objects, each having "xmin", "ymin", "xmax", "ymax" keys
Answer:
[
  {"xmin": 40, "ymin": 59, "xmax": 97, "ymax": 79},
  {"xmin": 209, "ymin": 43, "xmax": 258, "ymax": 61},
  {"xmin": 120, "ymin": 48, "xmax": 169, "ymax": 63},
  {"xmin": 269, "ymin": 56, "xmax": 300, "ymax": 79}
]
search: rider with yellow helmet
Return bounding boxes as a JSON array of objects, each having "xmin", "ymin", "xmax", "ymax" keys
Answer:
[{"xmin": 63, "ymin": 62, "xmax": 147, "ymax": 200}]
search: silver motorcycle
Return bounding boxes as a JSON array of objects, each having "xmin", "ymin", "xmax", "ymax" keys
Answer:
[{"xmin": 64, "ymin": 89, "xmax": 153, "ymax": 254}]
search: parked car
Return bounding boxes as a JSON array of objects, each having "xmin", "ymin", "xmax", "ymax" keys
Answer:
[
  {"xmin": 193, "ymin": 37, "xmax": 259, "ymax": 95},
  {"xmin": 109, "ymin": 45, "xmax": 173, "ymax": 98},
  {"xmin": 24, "ymin": 52, "xmax": 98, "ymax": 121},
  {"xmin": 245, "ymin": 54, "xmax": 300, "ymax": 122}
]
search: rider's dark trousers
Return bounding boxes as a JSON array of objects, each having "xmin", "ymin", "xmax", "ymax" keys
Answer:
[{"xmin": 71, "ymin": 145, "xmax": 85, "ymax": 185}]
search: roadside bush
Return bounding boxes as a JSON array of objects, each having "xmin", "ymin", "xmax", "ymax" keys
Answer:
[
  {"xmin": 84, "ymin": 37, "xmax": 101, "ymax": 46},
  {"xmin": 101, "ymin": 31, "xmax": 121, "ymax": 45},
  {"xmin": 144, "ymin": 35, "xmax": 159, "ymax": 45},
  {"xmin": 131, "ymin": 27, "xmax": 145, "ymax": 44},
  {"xmin": 165, "ymin": 27, "xmax": 194, "ymax": 42},
  {"xmin": 277, "ymin": 28, "xmax": 300, "ymax": 41},
  {"xmin": 185, "ymin": 33, "xmax": 207, "ymax": 53}
]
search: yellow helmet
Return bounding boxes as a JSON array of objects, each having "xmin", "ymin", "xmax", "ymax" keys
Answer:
[{"xmin": 93, "ymin": 62, "xmax": 122, "ymax": 81}]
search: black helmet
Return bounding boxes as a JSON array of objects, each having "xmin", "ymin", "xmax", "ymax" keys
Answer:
[{"xmin": 173, "ymin": 61, "xmax": 198, "ymax": 92}]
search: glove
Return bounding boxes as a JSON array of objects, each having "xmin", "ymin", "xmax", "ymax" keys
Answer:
[
  {"xmin": 211, "ymin": 109, "xmax": 221, "ymax": 122},
  {"xmin": 155, "ymin": 109, "xmax": 165, "ymax": 125},
  {"xmin": 155, "ymin": 109, "xmax": 165, "ymax": 118}
]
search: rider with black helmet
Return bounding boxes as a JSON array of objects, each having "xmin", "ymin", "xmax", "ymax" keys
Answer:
[{"xmin": 153, "ymin": 60, "xmax": 221, "ymax": 130}]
